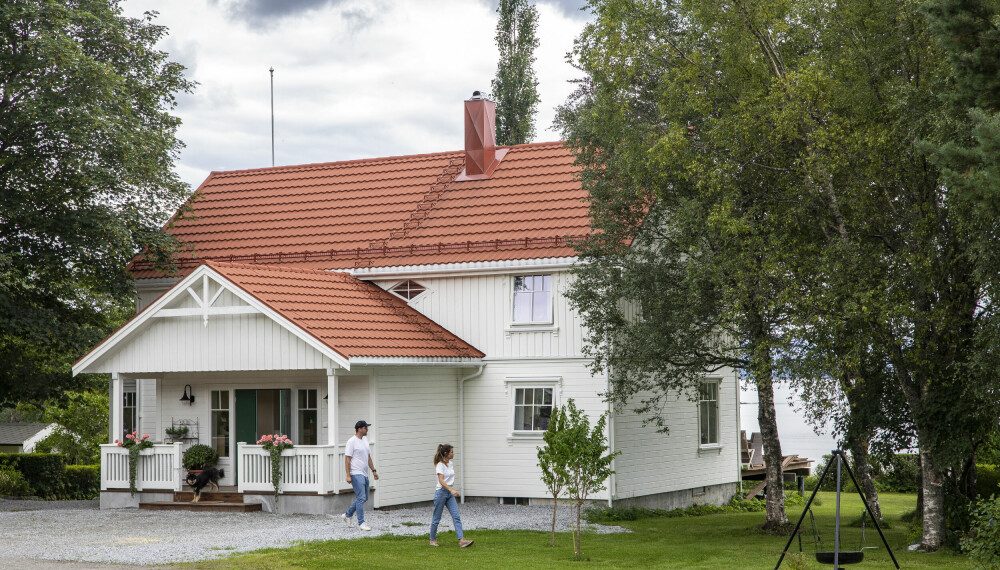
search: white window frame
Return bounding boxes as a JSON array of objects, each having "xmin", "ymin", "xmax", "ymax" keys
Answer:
[
  {"xmin": 211, "ymin": 389, "xmax": 231, "ymax": 458},
  {"xmin": 122, "ymin": 381, "xmax": 137, "ymax": 439},
  {"xmin": 296, "ymin": 388, "xmax": 319, "ymax": 445},
  {"xmin": 511, "ymin": 274, "xmax": 554, "ymax": 325},
  {"xmin": 505, "ymin": 377, "xmax": 561, "ymax": 440},
  {"xmin": 698, "ymin": 379, "xmax": 721, "ymax": 450},
  {"xmin": 388, "ymin": 279, "xmax": 428, "ymax": 301}
]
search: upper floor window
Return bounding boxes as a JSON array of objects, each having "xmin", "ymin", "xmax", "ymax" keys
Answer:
[
  {"xmin": 512, "ymin": 275, "xmax": 552, "ymax": 324},
  {"xmin": 699, "ymin": 380, "xmax": 720, "ymax": 447},
  {"xmin": 390, "ymin": 280, "xmax": 426, "ymax": 300}
]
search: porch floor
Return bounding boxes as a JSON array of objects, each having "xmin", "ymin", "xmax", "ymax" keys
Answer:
[{"xmin": 139, "ymin": 486, "xmax": 262, "ymax": 513}]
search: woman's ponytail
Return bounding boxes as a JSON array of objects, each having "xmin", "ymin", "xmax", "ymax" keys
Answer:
[{"xmin": 434, "ymin": 443, "xmax": 453, "ymax": 465}]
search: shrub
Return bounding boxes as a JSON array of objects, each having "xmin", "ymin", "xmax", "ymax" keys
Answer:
[
  {"xmin": 871, "ymin": 454, "xmax": 920, "ymax": 493},
  {"xmin": 63, "ymin": 465, "xmax": 100, "ymax": 499},
  {"xmin": 977, "ymin": 464, "xmax": 1000, "ymax": 498},
  {"xmin": 584, "ymin": 495, "xmax": 766, "ymax": 523},
  {"xmin": 182, "ymin": 444, "xmax": 219, "ymax": 470},
  {"xmin": 0, "ymin": 453, "xmax": 67, "ymax": 498},
  {"xmin": 0, "ymin": 464, "xmax": 30, "ymax": 497},
  {"xmin": 962, "ymin": 496, "xmax": 1000, "ymax": 567}
]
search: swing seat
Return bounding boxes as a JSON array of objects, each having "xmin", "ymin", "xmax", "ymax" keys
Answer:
[{"xmin": 815, "ymin": 551, "xmax": 864, "ymax": 565}]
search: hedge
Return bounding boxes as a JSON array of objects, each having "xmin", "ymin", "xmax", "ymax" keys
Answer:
[
  {"xmin": 64, "ymin": 465, "xmax": 100, "ymax": 499},
  {"xmin": 0, "ymin": 453, "xmax": 67, "ymax": 499}
]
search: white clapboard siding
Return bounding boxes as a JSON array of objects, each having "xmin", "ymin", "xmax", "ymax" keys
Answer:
[
  {"xmin": 462, "ymin": 359, "xmax": 610, "ymax": 500},
  {"xmin": 377, "ymin": 271, "xmax": 587, "ymax": 360},
  {"xmin": 337, "ymin": 376, "xmax": 370, "ymax": 443},
  {"xmin": 84, "ymin": 313, "xmax": 338, "ymax": 373},
  {"xmin": 138, "ymin": 378, "xmax": 158, "ymax": 439},
  {"xmin": 612, "ymin": 371, "xmax": 741, "ymax": 499},
  {"xmin": 370, "ymin": 367, "xmax": 461, "ymax": 507}
]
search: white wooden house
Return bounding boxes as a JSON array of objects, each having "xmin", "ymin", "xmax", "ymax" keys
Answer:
[{"xmin": 74, "ymin": 94, "xmax": 741, "ymax": 513}]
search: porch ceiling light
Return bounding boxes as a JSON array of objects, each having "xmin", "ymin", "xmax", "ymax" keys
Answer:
[{"xmin": 181, "ymin": 384, "xmax": 195, "ymax": 405}]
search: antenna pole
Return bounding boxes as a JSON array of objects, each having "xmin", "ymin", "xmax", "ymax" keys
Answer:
[{"xmin": 269, "ymin": 66, "xmax": 275, "ymax": 167}]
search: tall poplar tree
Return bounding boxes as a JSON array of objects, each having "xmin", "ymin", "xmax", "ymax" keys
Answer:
[
  {"xmin": 490, "ymin": 0, "xmax": 540, "ymax": 146},
  {"xmin": 0, "ymin": 0, "xmax": 193, "ymax": 405}
]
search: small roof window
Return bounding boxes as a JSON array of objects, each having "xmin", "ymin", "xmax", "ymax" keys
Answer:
[{"xmin": 390, "ymin": 280, "xmax": 426, "ymax": 300}]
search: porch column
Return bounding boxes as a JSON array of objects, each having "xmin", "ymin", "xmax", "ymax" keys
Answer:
[
  {"xmin": 327, "ymin": 368, "xmax": 338, "ymax": 449},
  {"xmin": 110, "ymin": 373, "xmax": 123, "ymax": 443}
]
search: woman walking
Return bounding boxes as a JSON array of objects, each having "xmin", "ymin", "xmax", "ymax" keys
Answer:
[{"xmin": 429, "ymin": 444, "xmax": 473, "ymax": 547}]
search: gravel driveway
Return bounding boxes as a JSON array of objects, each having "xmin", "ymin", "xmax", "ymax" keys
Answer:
[{"xmin": 0, "ymin": 498, "xmax": 625, "ymax": 567}]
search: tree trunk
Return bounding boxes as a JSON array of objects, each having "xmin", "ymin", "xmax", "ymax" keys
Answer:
[
  {"xmin": 574, "ymin": 500, "xmax": 582, "ymax": 559},
  {"xmin": 756, "ymin": 370, "xmax": 788, "ymax": 529},
  {"xmin": 550, "ymin": 498, "xmax": 557, "ymax": 546},
  {"xmin": 848, "ymin": 436, "xmax": 882, "ymax": 520},
  {"xmin": 919, "ymin": 449, "xmax": 946, "ymax": 551}
]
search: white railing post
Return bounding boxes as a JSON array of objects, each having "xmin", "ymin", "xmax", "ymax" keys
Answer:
[
  {"xmin": 173, "ymin": 442, "xmax": 183, "ymax": 491},
  {"xmin": 237, "ymin": 442, "xmax": 245, "ymax": 493},
  {"xmin": 317, "ymin": 446, "xmax": 328, "ymax": 494}
]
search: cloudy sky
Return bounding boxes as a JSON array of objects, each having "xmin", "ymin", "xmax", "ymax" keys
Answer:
[{"xmin": 122, "ymin": 0, "xmax": 591, "ymax": 189}]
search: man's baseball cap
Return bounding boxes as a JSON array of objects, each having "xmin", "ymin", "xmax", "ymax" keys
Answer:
[{"xmin": 355, "ymin": 420, "xmax": 372, "ymax": 430}]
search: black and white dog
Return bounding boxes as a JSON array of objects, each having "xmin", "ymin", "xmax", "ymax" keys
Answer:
[{"xmin": 186, "ymin": 468, "xmax": 225, "ymax": 502}]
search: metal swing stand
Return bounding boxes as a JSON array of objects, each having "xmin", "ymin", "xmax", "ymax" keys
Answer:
[{"xmin": 775, "ymin": 449, "xmax": 900, "ymax": 570}]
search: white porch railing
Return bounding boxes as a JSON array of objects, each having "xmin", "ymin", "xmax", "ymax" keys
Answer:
[
  {"xmin": 237, "ymin": 442, "xmax": 374, "ymax": 495},
  {"xmin": 100, "ymin": 443, "xmax": 184, "ymax": 492}
]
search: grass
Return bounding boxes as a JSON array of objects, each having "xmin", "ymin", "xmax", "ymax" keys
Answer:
[{"xmin": 184, "ymin": 492, "xmax": 970, "ymax": 569}]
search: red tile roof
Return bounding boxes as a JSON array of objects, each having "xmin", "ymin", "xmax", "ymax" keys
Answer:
[
  {"xmin": 206, "ymin": 261, "xmax": 483, "ymax": 359},
  {"xmin": 132, "ymin": 141, "xmax": 589, "ymax": 278}
]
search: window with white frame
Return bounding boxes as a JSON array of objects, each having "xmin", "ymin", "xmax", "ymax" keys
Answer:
[
  {"xmin": 390, "ymin": 280, "xmax": 426, "ymax": 300},
  {"xmin": 298, "ymin": 389, "xmax": 318, "ymax": 445},
  {"xmin": 122, "ymin": 389, "xmax": 137, "ymax": 439},
  {"xmin": 513, "ymin": 386, "xmax": 554, "ymax": 432},
  {"xmin": 512, "ymin": 275, "xmax": 552, "ymax": 324},
  {"xmin": 699, "ymin": 380, "xmax": 720, "ymax": 446},
  {"xmin": 211, "ymin": 390, "xmax": 230, "ymax": 458}
]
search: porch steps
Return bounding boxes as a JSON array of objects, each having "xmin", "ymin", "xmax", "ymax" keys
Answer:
[{"xmin": 139, "ymin": 487, "xmax": 260, "ymax": 512}]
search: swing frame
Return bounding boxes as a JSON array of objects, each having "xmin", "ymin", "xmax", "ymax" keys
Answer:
[{"xmin": 774, "ymin": 449, "xmax": 900, "ymax": 569}]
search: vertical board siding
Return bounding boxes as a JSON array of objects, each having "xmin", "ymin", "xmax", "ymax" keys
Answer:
[
  {"xmin": 138, "ymin": 378, "xmax": 158, "ymax": 439},
  {"xmin": 462, "ymin": 359, "xmax": 610, "ymax": 500},
  {"xmin": 612, "ymin": 370, "xmax": 741, "ymax": 499},
  {"xmin": 87, "ymin": 314, "xmax": 336, "ymax": 373},
  {"xmin": 371, "ymin": 367, "xmax": 461, "ymax": 507},
  {"xmin": 393, "ymin": 271, "xmax": 587, "ymax": 359}
]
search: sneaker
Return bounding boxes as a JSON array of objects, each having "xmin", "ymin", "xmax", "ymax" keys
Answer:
[
  {"xmin": 341, "ymin": 513, "xmax": 353, "ymax": 527},
  {"xmin": 429, "ymin": 540, "xmax": 439, "ymax": 547},
  {"xmin": 459, "ymin": 539, "xmax": 474, "ymax": 548},
  {"xmin": 359, "ymin": 522, "xmax": 372, "ymax": 531}
]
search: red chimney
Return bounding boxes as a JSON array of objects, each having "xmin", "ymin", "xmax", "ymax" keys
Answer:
[{"xmin": 461, "ymin": 91, "xmax": 506, "ymax": 180}]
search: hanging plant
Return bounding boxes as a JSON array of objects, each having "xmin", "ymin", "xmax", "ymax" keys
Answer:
[
  {"xmin": 116, "ymin": 431, "xmax": 153, "ymax": 496},
  {"xmin": 257, "ymin": 434, "xmax": 293, "ymax": 501}
]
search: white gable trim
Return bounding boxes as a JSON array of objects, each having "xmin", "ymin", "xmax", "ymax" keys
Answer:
[
  {"xmin": 73, "ymin": 264, "xmax": 351, "ymax": 375},
  {"xmin": 347, "ymin": 256, "xmax": 579, "ymax": 280},
  {"xmin": 349, "ymin": 357, "xmax": 483, "ymax": 366}
]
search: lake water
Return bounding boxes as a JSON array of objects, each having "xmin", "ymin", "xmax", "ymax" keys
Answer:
[{"xmin": 740, "ymin": 382, "xmax": 839, "ymax": 473}]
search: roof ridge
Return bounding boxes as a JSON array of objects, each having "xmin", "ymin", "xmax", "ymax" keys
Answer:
[{"xmin": 206, "ymin": 260, "xmax": 352, "ymax": 279}]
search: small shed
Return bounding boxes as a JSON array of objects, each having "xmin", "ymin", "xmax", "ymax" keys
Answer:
[{"xmin": 0, "ymin": 423, "xmax": 57, "ymax": 453}]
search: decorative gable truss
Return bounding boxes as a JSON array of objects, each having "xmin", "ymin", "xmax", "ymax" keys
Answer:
[{"xmin": 152, "ymin": 272, "xmax": 260, "ymax": 326}]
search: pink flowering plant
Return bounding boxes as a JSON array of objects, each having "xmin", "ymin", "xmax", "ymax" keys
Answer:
[
  {"xmin": 117, "ymin": 431, "xmax": 153, "ymax": 496},
  {"xmin": 257, "ymin": 434, "xmax": 293, "ymax": 500}
]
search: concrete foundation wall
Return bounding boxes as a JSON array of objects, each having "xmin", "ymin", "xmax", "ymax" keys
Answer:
[
  {"xmin": 611, "ymin": 481, "xmax": 737, "ymax": 510},
  {"xmin": 244, "ymin": 492, "xmax": 370, "ymax": 515},
  {"xmin": 100, "ymin": 490, "xmax": 172, "ymax": 509}
]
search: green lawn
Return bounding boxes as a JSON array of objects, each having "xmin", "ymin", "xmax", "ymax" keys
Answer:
[{"xmin": 187, "ymin": 492, "xmax": 970, "ymax": 569}]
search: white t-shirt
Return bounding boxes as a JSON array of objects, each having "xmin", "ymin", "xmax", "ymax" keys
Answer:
[
  {"xmin": 435, "ymin": 460, "xmax": 455, "ymax": 490},
  {"xmin": 345, "ymin": 435, "xmax": 371, "ymax": 477}
]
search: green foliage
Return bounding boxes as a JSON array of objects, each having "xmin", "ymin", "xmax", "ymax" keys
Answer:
[
  {"xmin": 585, "ymin": 495, "xmax": 767, "ymax": 523},
  {"xmin": 874, "ymin": 454, "xmax": 921, "ymax": 494},
  {"xmin": 34, "ymin": 390, "xmax": 109, "ymax": 465},
  {"xmin": 962, "ymin": 496, "xmax": 1000, "ymax": 568},
  {"xmin": 0, "ymin": 0, "xmax": 195, "ymax": 405},
  {"xmin": 0, "ymin": 464, "xmax": 30, "ymax": 497},
  {"xmin": 63, "ymin": 465, "xmax": 99, "ymax": 500},
  {"xmin": 118, "ymin": 431, "xmax": 152, "ymax": 496},
  {"xmin": 490, "ymin": 0, "xmax": 539, "ymax": 145},
  {"xmin": 978, "ymin": 465, "xmax": 1000, "ymax": 499},
  {"xmin": 182, "ymin": 444, "xmax": 219, "ymax": 470},
  {"xmin": 0, "ymin": 452, "xmax": 66, "ymax": 498},
  {"xmin": 537, "ymin": 399, "xmax": 571, "ymax": 546}
]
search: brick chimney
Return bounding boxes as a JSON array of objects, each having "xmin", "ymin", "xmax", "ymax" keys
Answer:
[{"xmin": 461, "ymin": 91, "xmax": 506, "ymax": 180}]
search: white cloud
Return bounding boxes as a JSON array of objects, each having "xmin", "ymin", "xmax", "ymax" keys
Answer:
[{"xmin": 123, "ymin": 0, "xmax": 590, "ymax": 188}]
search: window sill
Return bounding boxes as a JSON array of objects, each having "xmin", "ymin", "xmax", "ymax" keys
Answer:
[
  {"xmin": 505, "ymin": 325, "xmax": 558, "ymax": 334},
  {"xmin": 507, "ymin": 432, "xmax": 545, "ymax": 442},
  {"xmin": 698, "ymin": 444, "xmax": 723, "ymax": 454}
]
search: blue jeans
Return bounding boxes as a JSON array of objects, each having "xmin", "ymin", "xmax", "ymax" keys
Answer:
[
  {"xmin": 346, "ymin": 474, "xmax": 369, "ymax": 524},
  {"xmin": 430, "ymin": 487, "xmax": 463, "ymax": 540}
]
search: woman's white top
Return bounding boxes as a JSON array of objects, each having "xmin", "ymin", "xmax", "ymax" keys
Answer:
[{"xmin": 435, "ymin": 460, "xmax": 455, "ymax": 490}]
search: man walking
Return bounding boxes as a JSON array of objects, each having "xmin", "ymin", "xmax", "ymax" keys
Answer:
[{"xmin": 342, "ymin": 420, "xmax": 378, "ymax": 530}]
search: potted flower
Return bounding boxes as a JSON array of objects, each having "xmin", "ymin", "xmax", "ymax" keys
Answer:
[
  {"xmin": 117, "ymin": 431, "xmax": 153, "ymax": 496},
  {"xmin": 182, "ymin": 444, "xmax": 219, "ymax": 474},
  {"xmin": 165, "ymin": 426, "xmax": 189, "ymax": 440},
  {"xmin": 258, "ymin": 434, "xmax": 293, "ymax": 501}
]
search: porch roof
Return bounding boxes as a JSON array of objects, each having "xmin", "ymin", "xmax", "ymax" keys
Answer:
[{"xmin": 204, "ymin": 260, "xmax": 484, "ymax": 360}]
